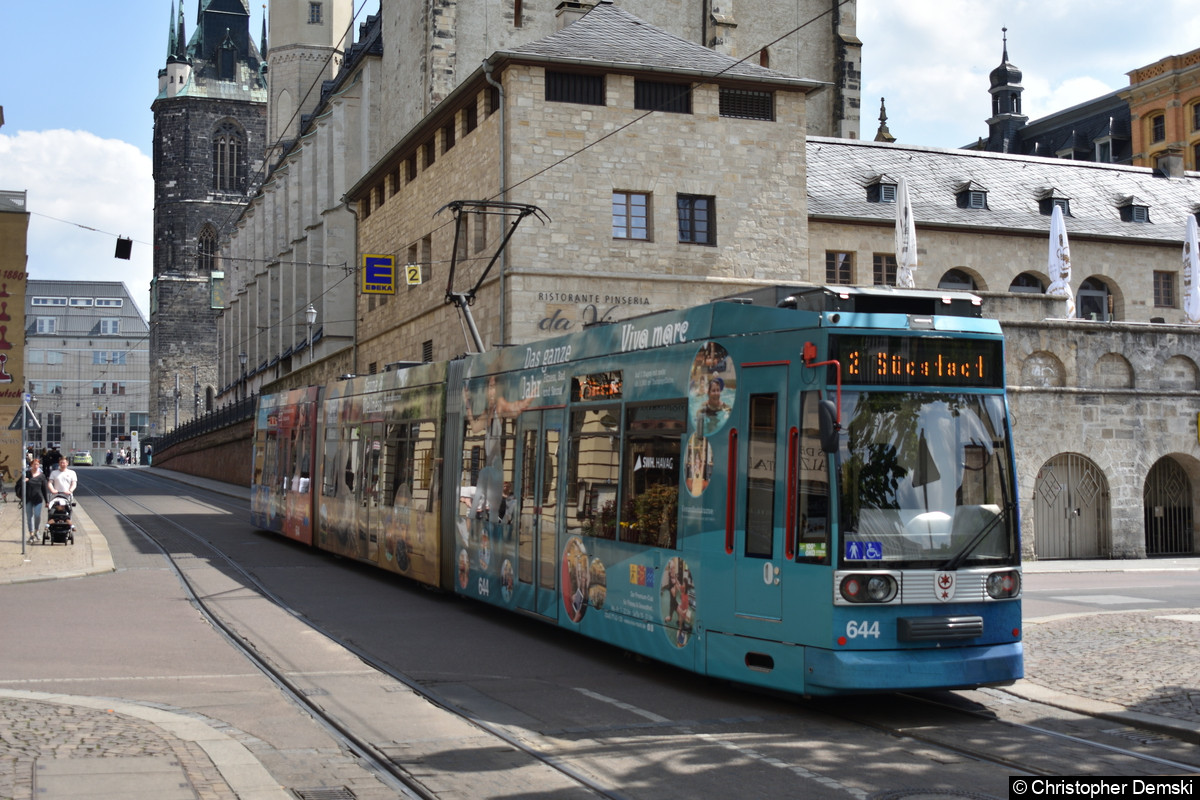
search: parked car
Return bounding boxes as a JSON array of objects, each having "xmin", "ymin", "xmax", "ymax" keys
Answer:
[{"xmin": 71, "ymin": 451, "xmax": 93, "ymax": 466}]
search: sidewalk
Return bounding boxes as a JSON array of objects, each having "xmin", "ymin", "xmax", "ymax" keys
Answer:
[
  {"xmin": 1, "ymin": 468, "xmax": 1198, "ymax": 800},
  {"xmin": 0, "ymin": 467, "xmax": 289, "ymax": 800}
]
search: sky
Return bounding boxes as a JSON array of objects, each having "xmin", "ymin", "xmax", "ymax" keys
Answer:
[{"xmin": 1, "ymin": 0, "xmax": 1198, "ymax": 321}]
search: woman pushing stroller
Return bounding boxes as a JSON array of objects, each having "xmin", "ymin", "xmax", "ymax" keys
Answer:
[{"xmin": 17, "ymin": 458, "xmax": 50, "ymax": 544}]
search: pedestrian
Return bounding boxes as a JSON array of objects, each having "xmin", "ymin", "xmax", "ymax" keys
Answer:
[
  {"xmin": 49, "ymin": 457, "xmax": 78, "ymax": 500},
  {"xmin": 106, "ymin": 449, "xmax": 113, "ymax": 466},
  {"xmin": 18, "ymin": 458, "xmax": 49, "ymax": 543},
  {"xmin": 143, "ymin": 443, "xmax": 152, "ymax": 467}
]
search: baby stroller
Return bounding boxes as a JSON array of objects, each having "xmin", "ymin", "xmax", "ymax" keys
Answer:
[{"xmin": 43, "ymin": 492, "xmax": 76, "ymax": 546}]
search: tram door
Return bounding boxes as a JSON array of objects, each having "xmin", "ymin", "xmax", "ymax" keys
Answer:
[
  {"xmin": 359, "ymin": 423, "xmax": 384, "ymax": 562},
  {"xmin": 732, "ymin": 364, "xmax": 787, "ymax": 620},
  {"xmin": 515, "ymin": 411, "xmax": 561, "ymax": 619}
]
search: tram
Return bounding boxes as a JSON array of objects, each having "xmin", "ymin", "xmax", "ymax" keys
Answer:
[{"xmin": 250, "ymin": 286, "xmax": 1023, "ymax": 695}]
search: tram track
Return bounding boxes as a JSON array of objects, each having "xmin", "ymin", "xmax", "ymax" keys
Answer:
[
  {"xmin": 82, "ymin": 470, "xmax": 631, "ymax": 800},
  {"xmin": 82, "ymin": 470, "xmax": 1200, "ymax": 795}
]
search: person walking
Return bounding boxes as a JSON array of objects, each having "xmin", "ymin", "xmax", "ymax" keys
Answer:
[
  {"xmin": 49, "ymin": 457, "xmax": 79, "ymax": 499},
  {"xmin": 19, "ymin": 458, "xmax": 49, "ymax": 543}
]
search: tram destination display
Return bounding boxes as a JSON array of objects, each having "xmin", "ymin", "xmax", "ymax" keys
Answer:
[{"xmin": 832, "ymin": 335, "xmax": 1003, "ymax": 388}]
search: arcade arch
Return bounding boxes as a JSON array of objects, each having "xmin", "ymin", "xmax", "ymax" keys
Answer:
[{"xmin": 1033, "ymin": 453, "xmax": 1111, "ymax": 559}]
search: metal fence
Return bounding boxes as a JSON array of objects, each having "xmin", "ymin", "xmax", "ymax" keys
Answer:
[{"xmin": 154, "ymin": 394, "xmax": 257, "ymax": 454}]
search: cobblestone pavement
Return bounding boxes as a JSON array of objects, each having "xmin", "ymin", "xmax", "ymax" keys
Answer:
[
  {"xmin": 0, "ymin": 698, "xmax": 238, "ymax": 800},
  {"xmin": 1021, "ymin": 608, "xmax": 1200, "ymax": 724}
]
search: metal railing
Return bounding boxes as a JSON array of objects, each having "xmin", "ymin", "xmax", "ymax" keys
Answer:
[{"xmin": 155, "ymin": 393, "xmax": 257, "ymax": 454}]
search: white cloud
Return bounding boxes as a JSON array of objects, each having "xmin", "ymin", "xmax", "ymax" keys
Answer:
[{"xmin": 0, "ymin": 130, "xmax": 152, "ymax": 318}]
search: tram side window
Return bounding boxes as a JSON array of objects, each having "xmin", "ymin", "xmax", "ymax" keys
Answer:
[
  {"xmin": 461, "ymin": 413, "xmax": 515, "ymax": 521},
  {"xmin": 795, "ymin": 391, "xmax": 830, "ymax": 563},
  {"xmin": 745, "ymin": 394, "xmax": 776, "ymax": 558},
  {"xmin": 253, "ymin": 429, "xmax": 273, "ymax": 486},
  {"xmin": 384, "ymin": 419, "xmax": 440, "ymax": 510},
  {"xmin": 567, "ymin": 405, "xmax": 621, "ymax": 539},
  {"xmin": 292, "ymin": 422, "xmax": 312, "ymax": 494},
  {"xmin": 620, "ymin": 400, "xmax": 686, "ymax": 548},
  {"xmin": 321, "ymin": 422, "xmax": 340, "ymax": 496}
]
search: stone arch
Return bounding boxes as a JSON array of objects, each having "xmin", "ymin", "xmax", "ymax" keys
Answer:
[
  {"xmin": 1019, "ymin": 350, "xmax": 1065, "ymax": 387},
  {"xmin": 1009, "ymin": 271, "xmax": 1047, "ymax": 293},
  {"xmin": 197, "ymin": 224, "xmax": 219, "ymax": 274},
  {"xmin": 1143, "ymin": 454, "xmax": 1199, "ymax": 555},
  {"xmin": 1033, "ymin": 452, "xmax": 1111, "ymax": 559},
  {"xmin": 212, "ymin": 118, "xmax": 248, "ymax": 194},
  {"xmin": 937, "ymin": 267, "xmax": 986, "ymax": 292},
  {"xmin": 1161, "ymin": 354, "xmax": 1200, "ymax": 391},
  {"xmin": 1094, "ymin": 352, "xmax": 1134, "ymax": 388},
  {"xmin": 1076, "ymin": 274, "xmax": 1125, "ymax": 321}
]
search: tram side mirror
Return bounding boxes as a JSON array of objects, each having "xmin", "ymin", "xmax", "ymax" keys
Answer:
[{"xmin": 818, "ymin": 399, "xmax": 839, "ymax": 454}]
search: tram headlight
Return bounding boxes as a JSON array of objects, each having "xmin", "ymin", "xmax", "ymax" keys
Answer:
[
  {"xmin": 839, "ymin": 573, "xmax": 898, "ymax": 604},
  {"xmin": 985, "ymin": 569, "xmax": 1021, "ymax": 599}
]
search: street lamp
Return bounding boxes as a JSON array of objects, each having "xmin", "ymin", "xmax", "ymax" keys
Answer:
[
  {"xmin": 305, "ymin": 303, "xmax": 317, "ymax": 364},
  {"xmin": 238, "ymin": 351, "xmax": 248, "ymax": 401}
]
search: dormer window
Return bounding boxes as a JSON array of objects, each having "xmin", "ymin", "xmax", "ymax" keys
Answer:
[
  {"xmin": 955, "ymin": 181, "xmax": 989, "ymax": 210},
  {"xmin": 1119, "ymin": 197, "xmax": 1150, "ymax": 223},
  {"xmin": 866, "ymin": 175, "xmax": 897, "ymax": 203},
  {"xmin": 1037, "ymin": 190, "xmax": 1071, "ymax": 216}
]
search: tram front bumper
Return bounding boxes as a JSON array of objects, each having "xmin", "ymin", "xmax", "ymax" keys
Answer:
[{"xmin": 803, "ymin": 641, "xmax": 1024, "ymax": 695}]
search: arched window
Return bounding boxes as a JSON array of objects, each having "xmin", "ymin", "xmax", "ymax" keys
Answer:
[
  {"xmin": 1078, "ymin": 278, "xmax": 1112, "ymax": 321},
  {"xmin": 938, "ymin": 269, "xmax": 976, "ymax": 291},
  {"xmin": 213, "ymin": 122, "xmax": 246, "ymax": 193},
  {"xmin": 1009, "ymin": 272, "xmax": 1045, "ymax": 293},
  {"xmin": 197, "ymin": 225, "xmax": 218, "ymax": 273}
]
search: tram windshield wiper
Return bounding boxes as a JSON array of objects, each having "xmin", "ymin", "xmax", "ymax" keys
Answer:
[{"xmin": 939, "ymin": 504, "xmax": 1011, "ymax": 571}]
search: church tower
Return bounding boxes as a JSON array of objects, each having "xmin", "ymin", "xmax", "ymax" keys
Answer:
[
  {"xmin": 985, "ymin": 28, "xmax": 1028, "ymax": 153},
  {"xmin": 264, "ymin": 0, "xmax": 353, "ymax": 166},
  {"xmin": 150, "ymin": 0, "xmax": 267, "ymax": 432}
]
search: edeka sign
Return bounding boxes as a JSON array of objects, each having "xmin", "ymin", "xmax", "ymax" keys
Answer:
[
  {"xmin": 536, "ymin": 291, "xmax": 651, "ymax": 334},
  {"xmin": 362, "ymin": 254, "xmax": 396, "ymax": 295}
]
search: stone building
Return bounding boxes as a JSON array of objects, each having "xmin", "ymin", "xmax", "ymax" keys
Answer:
[
  {"xmin": 150, "ymin": 0, "xmax": 269, "ymax": 431},
  {"xmin": 345, "ymin": 2, "xmax": 822, "ymax": 369},
  {"xmin": 217, "ymin": 0, "xmax": 858, "ymax": 400},
  {"xmin": 217, "ymin": 0, "xmax": 362, "ymax": 398},
  {"xmin": 804, "ymin": 137, "xmax": 1200, "ymax": 559}
]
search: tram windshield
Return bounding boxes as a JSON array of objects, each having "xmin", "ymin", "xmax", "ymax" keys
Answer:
[{"xmin": 835, "ymin": 391, "xmax": 1018, "ymax": 569}]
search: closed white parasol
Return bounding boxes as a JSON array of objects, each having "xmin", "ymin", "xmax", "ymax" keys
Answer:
[
  {"xmin": 894, "ymin": 177, "xmax": 917, "ymax": 288},
  {"xmin": 1044, "ymin": 205, "xmax": 1075, "ymax": 318},
  {"xmin": 1184, "ymin": 215, "xmax": 1200, "ymax": 324}
]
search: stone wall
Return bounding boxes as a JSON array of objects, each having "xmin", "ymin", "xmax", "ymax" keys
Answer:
[
  {"xmin": 1001, "ymin": 315, "xmax": 1200, "ymax": 559},
  {"xmin": 153, "ymin": 418, "xmax": 254, "ymax": 487}
]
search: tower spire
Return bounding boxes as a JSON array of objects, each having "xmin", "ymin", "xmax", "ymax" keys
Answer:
[
  {"xmin": 176, "ymin": 2, "xmax": 188, "ymax": 61},
  {"xmin": 167, "ymin": 0, "xmax": 177, "ymax": 61},
  {"xmin": 260, "ymin": 4, "xmax": 268, "ymax": 59}
]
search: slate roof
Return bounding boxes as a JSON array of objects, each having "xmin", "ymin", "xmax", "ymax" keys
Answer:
[
  {"xmin": 498, "ymin": 1, "xmax": 823, "ymax": 90},
  {"xmin": 806, "ymin": 137, "xmax": 1200, "ymax": 242}
]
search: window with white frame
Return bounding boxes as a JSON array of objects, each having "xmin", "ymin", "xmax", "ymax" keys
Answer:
[
  {"xmin": 95, "ymin": 298, "xmax": 123, "ymax": 307},
  {"xmin": 69, "ymin": 298, "xmax": 93, "ymax": 307},
  {"xmin": 100, "ymin": 318, "xmax": 120, "ymax": 335},
  {"xmin": 32, "ymin": 297, "xmax": 67, "ymax": 306},
  {"xmin": 35, "ymin": 317, "xmax": 56, "ymax": 334}
]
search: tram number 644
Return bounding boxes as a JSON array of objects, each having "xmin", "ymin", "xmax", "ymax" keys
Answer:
[{"xmin": 845, "ymin": 620, "xmax": 880, "ymax": 639}]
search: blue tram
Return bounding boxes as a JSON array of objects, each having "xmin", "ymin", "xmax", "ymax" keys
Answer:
[{"xmin": 250, "ymin": 286, "xmax": 1022, "ymax": 695}]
